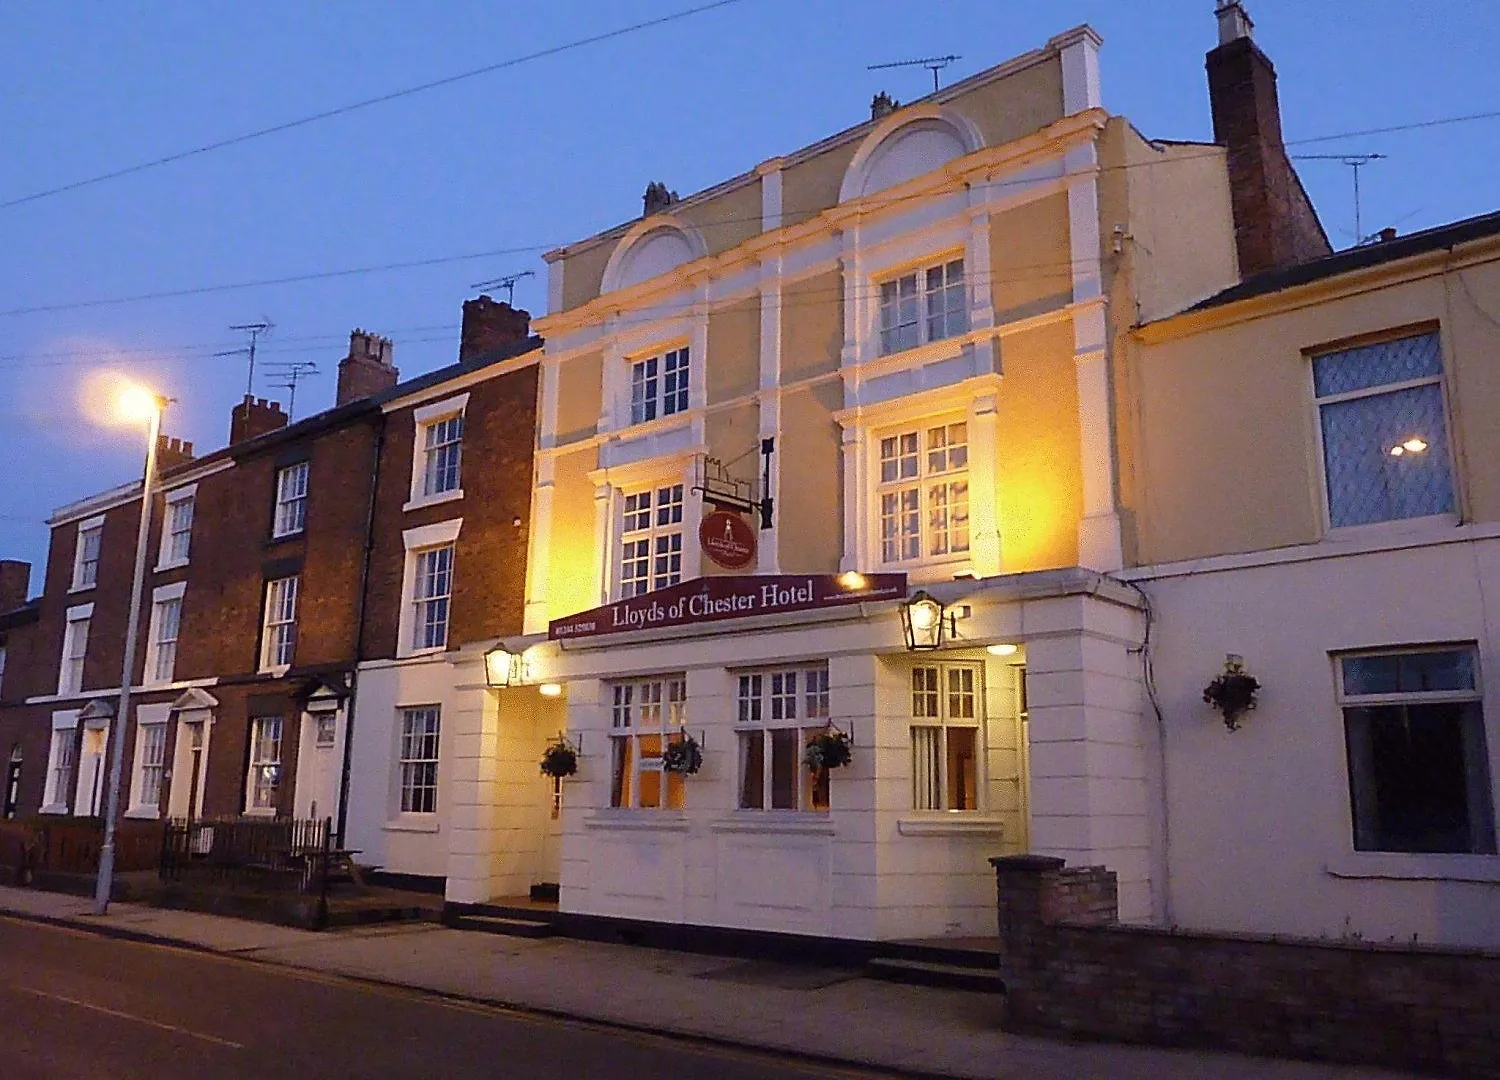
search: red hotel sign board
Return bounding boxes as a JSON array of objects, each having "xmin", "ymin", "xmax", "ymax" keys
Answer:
[
  {"xmin": 549, "ymin": 573, "xmax": 908, "ymax": 641},
  {"xmin": 699, "ymin": 510, "xmax": 756, "ymax": 570}
]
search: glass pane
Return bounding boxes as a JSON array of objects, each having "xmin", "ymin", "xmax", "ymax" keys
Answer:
[
  {"xmin": 638, "ymin": 767, "xmax": 661, "ymax": 809},
  {"xmin": 1343, "ymin": 650, "xmax": 1476, "ymax": 696},
  {"xmin": 1313, "ymin": 333, "xmax": 1442, "ymax": 398},
  {"xmin": 911, "ymin": 726, "xmax": 940, "ymax": 810},
  {"xmin": 1320, "ymin": 383, "xmax": 1454, "ymax": 527},
  {"xmin": 945, "ymin": 726, "xmax": 977, "ymax": 810},
  {"xmin": 1345, "ymin": 702, "xmax": 1493, "ymax": 853},
  {"xmin": 664, "ymin": 771, "xmax": 685, "ymax": 811},
  {"xmin": 611, "ymin": 737, "xmax": 633, "ymax": 807},
  {"xmin": 770, "ymin": 729, "xmax": 799, "ymax": 810},
  {"xmin": 739, "ymin": 732, "xmax": 764, "ymax": 809}
]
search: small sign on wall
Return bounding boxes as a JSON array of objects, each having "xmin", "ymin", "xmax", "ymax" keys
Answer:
[{"xmin": 699, "ymin": 510, "xmax": 756, "ymax": 570}]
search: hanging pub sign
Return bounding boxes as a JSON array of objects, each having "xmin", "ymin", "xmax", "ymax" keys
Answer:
[
  {"xmin": 699, "ymin": 510, "xmax": 756, "ymax": 570},
  {"xmin": 549, "ymin": 573, "xmax": 908, "ymax": 641}
]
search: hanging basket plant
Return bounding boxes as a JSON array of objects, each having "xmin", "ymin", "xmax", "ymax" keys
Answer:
[
  {"xmin": 804, "ymin": 728, "xmax": 853, "ymax": 772},
  {"xmin": 539, "ymin": 734, "xmax": 580, "ymax": 779},
  {"xmin": 1203, "ymin": 656, "xmax": 1261, "ymax": 732},
  {"xmin": 662, "ymin": 731, "xmax": 703, "ymax": 775}
]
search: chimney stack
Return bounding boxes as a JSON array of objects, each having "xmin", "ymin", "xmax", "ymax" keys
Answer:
[
  {"xmin": 155, "ymin": 435, "xmax": 195, "ymax": 473},
  {"xmin": 0, "ymin": 560, "xmax": 29, "ymax": 612},
  {"xmin": 459, "ymin": 296, "xmax": 531, "ymax": 363},
  {"xmin": 870, "ymin": 91, "xmax": 900, "ymax": 121},
  {"xmin": 336, "ymin": 329, "xmax": 400, "ymax": 405},
  {"xmin": 229, "ymin": 396, "xmax": 288, "ymax": 444},
  {"xmin": 643, "ymin": 181, "xmax": 678, "ymax": 218},
  {"xmin": 1206, "ymin": 2, "xmax": 1331, "ymax": 277}
]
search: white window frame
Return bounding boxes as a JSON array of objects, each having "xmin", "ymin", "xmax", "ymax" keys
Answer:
[
  {"xmin": 1310, "ymin": 331, "xmax": 1459, "ymax": 534},
  {"xmin": 617, "ymin": 482, "xmax": 685, "ymax": 599},
  {"xmin": 245, "ymin": 715, "xmax": 283, "ymax": 815},
  {"xmin": 909, "ymin": 661, "xmax": 985, "ymax": 813},
  {"xmin": 628, "ymin": 346, "xmax": 691, "ymax": 427},
  {"xmin": 41, "ymin": 710, "xmax": 78, "ymax": 814},
  {"xmin": 156, "ymin": 485, "xmax": 197, "ymax": 569},
  {"xmin": 735, "ymin": 665, "xmax": 832, "ymax": 813},
  {"xmin": 874, "ymin": 416, "xmax": 970, "ymax": 570},
  {"xmin": 411, "ymin": 545, "xmax": 455, "ymax": 653},
  {"xmin": 71, "ymin": 516, "xmax": 104, "ymax": 592},
  {"xmin": 397, "ymin": 519, "xmax": 463, "ymax": 658},
  {"xmin": 259, "ymin": 576, "xmax": 298, "ymax": 674},
  {"xmin": 608, "ymin": 676, "xmax": 687, "ymax": 811},
  {"xmin": 272, "ymin": 461, "xmax": 310, "ymax": 539},
  {"xmin": 58, "ymin": 603, "xmax": 93, "ymax": 696},
  {"xmin": 405, "ymin": 395, "xmax": 469, "ymax": 511},
  {"xmin": 126, "ymin": 704, "xmax": 171, "ymax": 819},
  {"xmin": 1336, "ymin": 646, "xmax": 1496, "ymax": 856},
  {"xmin": 143, "ymin": 581, "xmax": 186, "ymax": 687},
  {"xmin": 397, "ymin": 706, "xmax": 441, "ymax": 815},
  {"xmin": 878, "ymin": 256, "xmax": 968, "ymax": 357}
]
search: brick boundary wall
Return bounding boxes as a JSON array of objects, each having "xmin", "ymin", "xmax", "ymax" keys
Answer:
[{"xmin": 991, "ymin": 855, "xmax": 1500, "ymax": 1078}]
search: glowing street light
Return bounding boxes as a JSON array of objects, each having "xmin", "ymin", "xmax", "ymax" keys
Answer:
[{"xmin": 94, "ymin": 380, "xmax": 170, "ymax": 916}]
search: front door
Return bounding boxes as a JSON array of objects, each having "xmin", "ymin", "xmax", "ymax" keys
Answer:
[
  {"xmin": 293, "ymin": 709, "xmax": 340, "ymax": 823},
  {"xmin": 73, "ymin": 724, "xmax": 107, "ymax": 817},
  {"xmin": 168, "ymin": 717, "xmax": 210, "ymax": 820}
]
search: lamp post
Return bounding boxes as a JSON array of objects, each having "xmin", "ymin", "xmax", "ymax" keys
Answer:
[{"xmin": 94, "ymin": 385, "xmax": 168, "ymax": 915}]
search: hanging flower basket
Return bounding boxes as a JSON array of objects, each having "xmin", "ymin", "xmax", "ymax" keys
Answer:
[
  {"xmin": 539, "ymin": 735, "xmax": 579, "ymax": 779},
  {"xmin": 1203, "ymin": 657, "xmax": 1261, "ymax": 732},
  {"xmin": 804, "ymin": 729, "xmax": 853, "ymax": 772},
  {"xmin": 662, "ymin": 731, "xmax": 703, "ymax": 774}
]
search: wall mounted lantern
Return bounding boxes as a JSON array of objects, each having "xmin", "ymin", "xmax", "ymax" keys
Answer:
[
  {"xmin": 484, "ymin": 645, "xmax": 517, "ymax": 688},
  {"xmin": 900, "ymin": 590, "xmax": 947, "ymax": 651}
]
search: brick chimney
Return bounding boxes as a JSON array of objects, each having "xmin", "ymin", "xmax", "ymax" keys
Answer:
[
  {"xmin": 1206, "ymin": 2, "xmax": 1331, "ymax": 277},
  {"xmin": 0, "ymin": 560, "xmax": 29, "ymax": 612},
  {"xmin": 229, "ymin": 396, "xmax": 288, "ymax": 444},
  {"xmin": 155, "ymin": 435, "xmax": 195, "ymax": 473},
  {"xmin": 643, "ymin": 181, "xmax": 678, "ymax": 218},
  {"xmin": 459, "ymin": 296, "xmax": 531, "ymax": 363},
  {"xmin": 336, "ymin": 329, "xmax": 400, "ymax": 405}
]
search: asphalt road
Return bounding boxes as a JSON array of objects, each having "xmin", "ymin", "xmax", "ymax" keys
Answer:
[{"xmin": 0, "ymin": 917, "xmax": 875, "ymax": 1080}]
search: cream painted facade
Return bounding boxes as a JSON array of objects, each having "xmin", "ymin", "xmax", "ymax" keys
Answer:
[
  {"xmin": 1123, "ymin": 224, "xmax": 1500, "ymax": 948},
  {"xmin": 444, "ymin": 24, "xmax": 1246, "ymax": 941}
]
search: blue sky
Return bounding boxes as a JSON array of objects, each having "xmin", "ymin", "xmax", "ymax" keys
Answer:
[{"xmin": 1, "ymin": 0, "xmax": 1496, "ymax": 582}]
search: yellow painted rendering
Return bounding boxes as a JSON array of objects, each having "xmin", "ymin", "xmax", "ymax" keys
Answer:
[
  {"xmin": 780, "ymin": 270, "xmax": 844, "ymax": 383},
  {"xmin": 706, "ymin": 296, "xmax": 761, "ymax": 405},
  {"xmin": 703, "ymin": 401, "xmax": 763, "ymax": 577},
  {"xmin": 996, "ymin": 320, "xmax": 1083, "ymax": 572},
  {"xmin": 1130, "ymin": 242, "xmax": 1500, "ymax": 565},
  {"xmin": 560, "ymin": 239, "xmax": 614, "ymax": 313},
  {"xmin": 678, "ymin": 177, "xmax": 762, "ymax": 259},
  {"xmin": 990, "ymin": 192, "xmax": 1073, "ymax": 325},
  {"xmin": 781, "ymin": 142, "xmax": 858, "ymax": 231},
  {"xmin": 554, "ymin": 351, "xmax": 603, "ymax": 445},
  {"xmin": 546, "ymin": 448, "xmax": 602, "ymax": 620},
  {"xmin": 776, "ymin": 380, "xmax": 844, "ymax": 574},
  {"xmin": 952, "ymin": 56, "xmax": 1063, "ymax": 151}
]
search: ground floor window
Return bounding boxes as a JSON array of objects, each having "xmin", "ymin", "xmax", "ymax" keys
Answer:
[
  {"xmin": 246, "ymin": 716, "xmax": 283, "ymax": 813},
  {"xmin": 43, "ymin": 728, "xmax": 74, "ymax": 810},
  {"xmin": 911, "ymin": 662, "xmax": 982, "ymax": 811},
  {"xmin": 1339, "ymin": 647, "xmax": 1496, "ymax": 854},
  {"xmin": 610, "ymin": 676, "xmax": 686, "ymax": 810},
  {"xmin": 735, "ymin": 665, "xmax": 831, "ymax": 811},
  {"xmin": 131, "ymin": 722, "xmax": 167, "ymax": 812},
  {"xmin": 398, "ymin": 706, "xmax": 441, "ymax": 814}
]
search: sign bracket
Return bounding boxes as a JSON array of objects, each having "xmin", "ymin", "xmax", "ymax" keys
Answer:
[{"xmin": 691, "ymin": 439, "xmax": 775, "ymax": 530}]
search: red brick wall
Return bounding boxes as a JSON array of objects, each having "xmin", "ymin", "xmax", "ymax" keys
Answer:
[
  {"xmin": 361, "ymin": 363, "xmax": 539, "ymax": 658},
  {"xmin": 991, "ymin": 855, "xmax": 1500, "ymax": 1077}
]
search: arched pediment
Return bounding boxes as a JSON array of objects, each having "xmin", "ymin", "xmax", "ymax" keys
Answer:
[
  {"xmin": 839, "ymin": 106, "xmax": 985, "ymax": 203},
  {"xmin": 600, "ymin": 216, "xmax": 709, "ymax": 294}
]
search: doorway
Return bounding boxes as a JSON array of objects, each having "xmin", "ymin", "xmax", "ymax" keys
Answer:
[{"xmin": 3, "ymin": 746, "xmax": 20, "ymax": 819}]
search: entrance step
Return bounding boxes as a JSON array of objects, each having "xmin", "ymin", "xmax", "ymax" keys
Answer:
[
  {"xmin": 453, "ymin": 913, "xmax": 554, "ymax": 939},
  {"xmin": 864, "ymin": 956, "xmax": 1004, "ymax": 993}
]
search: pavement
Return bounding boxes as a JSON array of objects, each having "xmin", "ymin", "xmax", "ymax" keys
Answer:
[{"xmin": 0, "ymin": 886, "xmax": 1421, "ymax": 1080}]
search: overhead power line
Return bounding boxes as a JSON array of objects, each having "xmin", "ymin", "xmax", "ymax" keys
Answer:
[{"xmin": 0, "ymin": 0, "xmax": 747, "ymax": 212}]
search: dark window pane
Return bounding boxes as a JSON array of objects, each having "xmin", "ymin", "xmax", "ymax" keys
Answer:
[
  {"xmin": 946, "ymin": 727, "xmax": 977, "ymax": 811},
  {"xmin": 740, "ymin": 733, "xmax": 764, "ymax": 810},
  {"xmin": 770, "ymin": 729, "xmax": 798, "ymax": 810}
]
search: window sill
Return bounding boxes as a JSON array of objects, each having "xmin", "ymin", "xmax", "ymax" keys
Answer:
[
  {"xmin": 584, "ymin": 811, "xmax": 690, "ymax": 832},
  {"xmin": 1322, "ymin": 513, "xmax": 1461, "ymax": 546},
  {"xmin": 243, "ymin": 807, "xmax": 277, "ymax": 818},
  {"xmin": 395, "ymin": 646, "xmax": 449, "ymax": 662},
  {"xmin": 403, "ymin": 488, "xmax": 464, "ymax": 514},
  {"xmin": 38, "ymin": 804, "xmax": 68, "ymax": 816},
  {"xmin": 154, "ymin": 557, "xmax": 189, "ymax": 573},
  {"xmin": 67, "ymin": 583, "xmax": 96, "ymax": 595},
  {"xmin": 258, "ymin": 665, "xmax": 291, "ymax": 679},
  {"xmin": 1324, "ymin": 852, "xmax": 1500, "ymax": 884},
  {"xmin": 124, "ymin": 806, "xmax": 160, "ymax": 821},
  {"xmin": 266, "ymin": 529, "xmax": 305, "ymax": 546},
  {"xmin": 897, "ymin": 814, "xmax": 1007, "ymax": 837},
  {"xmin": 711, "ymin": 814, "xmax": 835, "ymax": 835},
  {"xmin": 384, "ymin": 815, "xmax": 440, "ymax": 834}
]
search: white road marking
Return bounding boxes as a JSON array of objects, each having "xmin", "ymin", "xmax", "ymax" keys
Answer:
[{"xmin": 15, "ymin": 986, "xmax": 245, "ymax": 1050}]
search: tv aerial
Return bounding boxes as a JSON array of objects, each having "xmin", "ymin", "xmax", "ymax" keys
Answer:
[
  {"xmin": 469, "ymin": 269, "xmax": 536, "ymax": 305},
  {"xmin": 1293, "ymin": 152, "xmax": 1386, "ymax": 245},
  {"xmin": 215, "ymin": 320, "xmax": 274, "ymax": 397},
  {"xmin": 867, "ymin": 54, "xmax": 962, "ymax": 94},
  {"xmin": 263, "ymin": 360, "xmax": 319, "ymax": 420}
]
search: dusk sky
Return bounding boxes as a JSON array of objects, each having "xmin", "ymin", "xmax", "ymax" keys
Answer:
[{"xmin": 2, "ymin": 0, "xmax": 1496, "ymax": 582}]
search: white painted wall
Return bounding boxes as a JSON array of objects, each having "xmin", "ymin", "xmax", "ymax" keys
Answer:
[{"xmin": 1134, "ymin": 531, "xmax": 1500, "ymax": 949}]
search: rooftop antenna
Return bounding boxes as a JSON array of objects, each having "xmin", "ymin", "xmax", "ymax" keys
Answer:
[
  {"xmin": 216, "ymin": 321, "xmax": 273, "ymax": 397},
  {"xmin": 263, "ymin": 360, "xmax": 319, "ymax": 421},
  {"xmin": 1293, "ymin": 152, "xmax": 1386, "ymax": 245},
  {"xmin": 469, "ymin": 269, "xmax": 536, "ymax": 305},
  {"xmin": 867, "ymin": 54, "xmax": 962, "ymax": 94}
]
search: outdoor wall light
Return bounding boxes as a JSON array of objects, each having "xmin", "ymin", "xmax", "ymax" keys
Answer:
[
  {"xmin": 900, "ymin": 590, "xmax": 947, "ymax": 651},
  {"xmin": 986, "ymin": 643, "xmax": 1019, "ymax": 657},
  {"xmin": 1388, "ymin": 436, "xmax": 1429, "ymax": 457},
  {"xmin": 837, "ymin": 570, "xmax": 868, "ymax": 590},
  {"xmin": 484, "ymin": 645, "xmax": 517, "ymax": 688},
  {"xmin": 539, "ymin": 683, "xmax": 564, "ymax": 698}
]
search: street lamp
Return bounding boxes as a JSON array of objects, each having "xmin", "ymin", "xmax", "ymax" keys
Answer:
[{"xmin": 94, "ymin": 382, "xmax": 169, "ymax": 916}]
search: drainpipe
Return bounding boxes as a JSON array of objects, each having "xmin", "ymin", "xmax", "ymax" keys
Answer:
[{"xmin": 336, "ymin": 413, "xmax": 385, "ymax": 845}]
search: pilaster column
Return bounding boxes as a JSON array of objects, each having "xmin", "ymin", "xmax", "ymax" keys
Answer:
[
  {"xmin": 968, "ymin": 393, "xmax": 1003, "ymax": 576},
  {"xmin": 445, "ymin": 677, "xmax": 500, "ymax": 905}
]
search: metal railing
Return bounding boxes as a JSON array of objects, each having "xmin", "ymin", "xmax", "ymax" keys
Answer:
[{"xmin": 159, "ymin": 816, "xmax": 333, "ymax": 897}]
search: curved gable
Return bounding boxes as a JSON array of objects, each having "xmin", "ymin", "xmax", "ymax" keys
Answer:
[
  {"xmin": 840, "ymin": 107, "xmax": 984, "ymax": 203},
  {"xmin": 601, "ymin": 218, "xmax": 708, "ymax": 294}
]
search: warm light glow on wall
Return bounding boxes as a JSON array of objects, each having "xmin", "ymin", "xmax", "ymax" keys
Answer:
[
  {"xmin": 539, "ymin": 683, "xmax": 564, "ymax": 698},
  {"xmin": 837, "ymin": 571, "xmax": 867, "ymax": 590}
]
